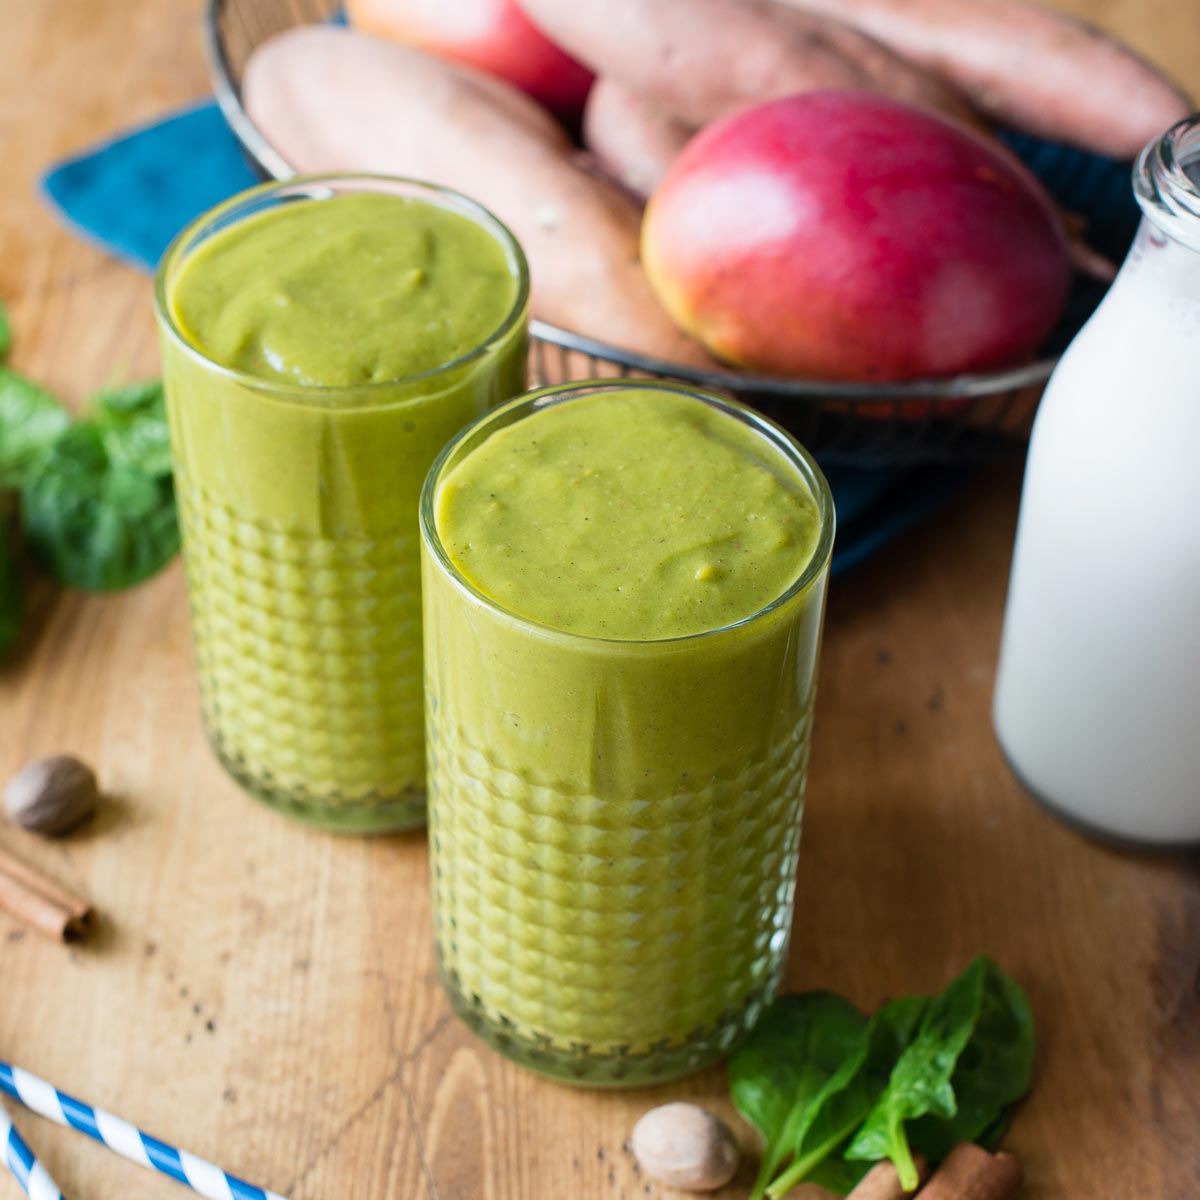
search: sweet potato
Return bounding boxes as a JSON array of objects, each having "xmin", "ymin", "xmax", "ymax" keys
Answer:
[
  {"xmin": 243, "ymin": 27, "xmax": 714, "ymax": 367},
  {"xmin": 584, "ymin": 79, "xmax": 691, "ymax": 199},
  {"xmin": 776, "ymin": 0, "xmax": 1191, "ymax": 158},
  {"xmin": 346, "ymin": 0, "xmax": 594, "ymax": 122},
  {"xmin": 516, "ymin": 0, "xmax": 976, "ymax": 127}
]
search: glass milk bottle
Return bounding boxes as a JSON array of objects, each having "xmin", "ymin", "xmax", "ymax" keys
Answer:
[{"xmin": 994, "ymin": 114, "xmax": 1200, "ymax": 846}]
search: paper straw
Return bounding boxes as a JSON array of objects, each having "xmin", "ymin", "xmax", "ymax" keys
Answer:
[
  {"xmin": 1, "ymin": 1101, "xmax": 66, "ymax": 1200},
  {"xmin": 0, "ymin": 1063, "xmax": 287, "ymax": 1200}
]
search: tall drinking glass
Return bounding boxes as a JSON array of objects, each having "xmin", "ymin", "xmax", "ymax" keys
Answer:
[
  {"xmin": 420, "ymin": 381, "xmax": 834, "ymax": 1085},
  {"xmin": 155, "ymin": 175, "xmax": 529, "ymax": 832}
]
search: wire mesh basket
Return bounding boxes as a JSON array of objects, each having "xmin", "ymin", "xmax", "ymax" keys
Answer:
[{"xmin": 206, "ymin": 0, "xmax": 1103, "ymax": 467}]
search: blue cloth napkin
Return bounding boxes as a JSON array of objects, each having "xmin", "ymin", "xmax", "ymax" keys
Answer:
[
  {"xmin": 43, "ymin": 102, "xmax": 260, "ymax": 271},
  {"xmin": 40, "ymin": 102, "xmax": 1138, "ymax": 575}
]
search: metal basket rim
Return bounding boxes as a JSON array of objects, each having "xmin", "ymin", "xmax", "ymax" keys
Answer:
[{"xmin": 203, "ymin": 0, "xmax": 1060, "ymax": 405}]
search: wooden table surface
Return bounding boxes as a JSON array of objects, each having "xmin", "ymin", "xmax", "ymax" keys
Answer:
[{"xmin": 2, "ymin": 3, "xmax": 1199, "ymax": 1197}]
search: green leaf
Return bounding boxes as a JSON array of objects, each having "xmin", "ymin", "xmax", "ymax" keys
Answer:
[
  {"xmin": 0, "ymin": 301, "xmax": 11, "ymax": 361},
  {"xmin": 90, "ymin": 380, "xmax": 172, "ymax": 477},
  {"xmin": 765, "ymin": 996, "xmax": 927, "ymax": 1198},
  {"xmin": 844, "ymin": 957, "xmax": 1032, "ymax": 1190},
  {"xmin": 908, "ymin": 961, "xmax": 1034, "ymax": 1161},
  {"xmin": 974, "ymin": 1107, "xmax": 1013, "ymax": 1152},
  {"xmin": 22, "ymin": 422, "xmax": 179, "ymax": 591},
  {"xmin": 0, "ymin": 367, "xmax": 71, "ymax": 489},
  {"xmin": 729, "ymin": 993, "xmax": 868, "ymax": 1200},
  {"xmin": 803, "ymin": 1156, "xmax": 870, "ymax": 1196},
  {"xmin": 0, "ymin": 509, "xmax": 22, "ymax": 658}
]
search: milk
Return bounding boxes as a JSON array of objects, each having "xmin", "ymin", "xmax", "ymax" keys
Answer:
[{"xmin": 993, "ymin": 116, "xmax": 1200, "ymax": 845}]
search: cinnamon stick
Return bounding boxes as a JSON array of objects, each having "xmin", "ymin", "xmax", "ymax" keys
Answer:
[
  {"xmin": 0, "ymin": 843, "xmax": 93, "ymax": 941},
  {"xmin": 847, "ymin": 1155, "xmax": 930, "ymax": 1199},
  {"xmin": 918, "ymin": 1144, "xmax": 1022, "ymax": 1200}
]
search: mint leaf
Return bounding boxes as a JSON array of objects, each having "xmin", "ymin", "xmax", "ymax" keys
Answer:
[
  {"xmin": 23, "ymin": 422, "xmax": 179, "ymax": 591},
  {"xmin": 0, "ymin": 301, "xmax": 11, "ymax": 361},
  {"xmin": 0, "ymin": 367, "xmax": 71, "ymax": 489}
]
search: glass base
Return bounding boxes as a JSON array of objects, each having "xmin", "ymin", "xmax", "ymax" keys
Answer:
[
  {"xmin": 208, "ymin": 726, "xmax": 426, "ymax": 834},
  {"xmin": 439, "ymin": 957, "xmax": 777, "ymax": 1088}
]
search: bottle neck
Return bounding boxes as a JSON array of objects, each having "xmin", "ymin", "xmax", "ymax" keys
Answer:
[
  {"xmin": 1111, "ymin": 217, "xmax": 1200, "ymax": 311},
  {"xmin": 1106, "ymin": 115, "xmax": 1200, "ymax": 305},
  {"xmin": 1134, "ymin": 112, "xmax": 1200, "ymax": 255}
]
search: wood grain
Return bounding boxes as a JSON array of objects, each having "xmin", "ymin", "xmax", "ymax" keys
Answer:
[{"xmin": 1, "ymin": 2, "xmax": 1198, "ymax": 1198}]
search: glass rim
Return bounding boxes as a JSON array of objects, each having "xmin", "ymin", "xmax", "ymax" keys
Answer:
[
  {"xmin": 419, "ymin": 379, "xmax": 836, "ymax": 649},
  {"xmin": 153, "ymin": 172, "xmax": 531, "ymax": 403}
]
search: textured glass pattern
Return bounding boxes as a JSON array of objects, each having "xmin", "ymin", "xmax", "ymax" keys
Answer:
[
  {"xmin": 180, "ymin": 479, "xmax": 426, "ymax": 831},
  {"xmin": 430, "ymin": 708, "xmax": 812, "ymax": 1084}
]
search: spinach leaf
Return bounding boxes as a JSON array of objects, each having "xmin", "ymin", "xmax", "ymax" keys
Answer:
[
  {"xmin": 0, "ymin": 507, "xmax": 22, "ymax": 658},
  {"xmin": 91, "ymin": 381, "xmax": 173, "ymax": 477},
  {"xmin": 0, "ymin": 302, "xmax": 178, "ymax": 596},
  {"xmin": 974, "ymin": 1107, "xmax": 1013, "ymax": 1152},
  {"xmin": 844, "ymin": 956, "xmax": 1030, "ymax": 1190},
  {"xmin": 22, "ymin": 423, "xmax": 179, "ymax": 592},
  {"xmin": 765, "ymin": 996, "xmax": 927, "ymax": 1198},
  {"xmin": 729, "ymin": 992, "xmax": 868, "ymax": 1200},
  {"xmin": 908, "ymin": 960, "xmax": 1034, "ymax": 1161},
  {"xmin": 805, "ymin": 1156, "xmax": 870, "ymax": 1195},
  {"xmin": 727, "ymin": 960, "xmax": 1034, "ymax": 1198},
  {"xmin": 0, "ymin": 367, "xmax": 71, "ymax": 489}
]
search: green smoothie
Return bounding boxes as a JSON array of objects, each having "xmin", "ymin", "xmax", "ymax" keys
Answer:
[
  {"xmin": 421, "ymin": 383, "xmax": 834, "ymax": 1085},
  {"xmin": 170, "ymin": 192, "xmax": 516, "ymax": 387},
  {"xmin": 156, "ymin": 180, "xmax": 528, "ymax": 831},
  {"xmin": 436, "ymin": 390, "xmax": 820, "ymax": 639}
]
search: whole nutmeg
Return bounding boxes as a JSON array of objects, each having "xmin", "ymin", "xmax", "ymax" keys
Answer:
[
  {"xmin": 4, "ymin": 755, "xmax": 98, "ymax": 836},
  {"xmin": 631, "ymin": 1102, "xmax": 739, "ymax": 1193}
]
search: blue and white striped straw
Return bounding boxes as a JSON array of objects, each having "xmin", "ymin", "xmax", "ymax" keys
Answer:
[
  {"xmin": 0, "ymin": 1063, "xmax": 286, "ymax": 1200},
  {"xmin": 1, "ymin": 1101, "xmax": 65, "ymax": 1200}
]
